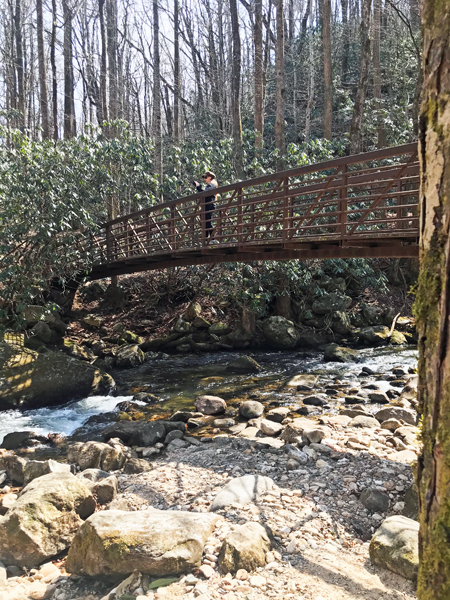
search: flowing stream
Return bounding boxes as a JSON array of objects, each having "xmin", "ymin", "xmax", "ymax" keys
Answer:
[{"xmin": 0, "ymin": 346, "xmax": 418, "ymax": 444}]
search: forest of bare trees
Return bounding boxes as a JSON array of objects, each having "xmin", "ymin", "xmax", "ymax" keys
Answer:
[{"xmin": 0, "ymin": 0, "xmax": 420, "ymax": 172}]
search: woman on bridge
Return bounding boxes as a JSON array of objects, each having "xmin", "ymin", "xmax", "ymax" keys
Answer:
[{"xmin": 193, "ymin": 171, "xmax": 218, "ymax": 239}]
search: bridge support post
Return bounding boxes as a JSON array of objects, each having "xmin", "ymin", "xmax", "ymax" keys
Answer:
[{"xmin": 339, "ymin": 164, "xmax": 348, "ymax": 243}]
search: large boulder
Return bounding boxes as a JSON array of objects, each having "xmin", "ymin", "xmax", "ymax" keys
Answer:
[
  {"xmin": 114, "ymin": 344, "xmax": 145, "ymax": 368},
  {"xmin": 23, "ymin": 459, "xmax": 71, "ymax": 486},
  {"xmin": 101, "ymin": 421, "xmax": 185, "ymax": 446},
  {"xmin": 218, "ymin": 522, "xmax": 271, "ymax": 573},
  {"xmin": 359, "ymin": 326, "xmax": 391, "ymax": 345},
  {"xmin": 0, "ymin": 472, "xmax": 95, "ymax": 567},
  {"xmin": 239, "ymin": 401, "xmax": 264, "ymax": 420},
  {"xmin": 226, "ymin": 356, "xmax": 262, "ymax": 374},
  {"xmin": 369, "ymin": 516, "xmax": 419, "ymax": 581},
  {"xmin": 66, "ymin": 509, "xmax": 219, "ymax": 576},
  {"xmin": 324, "ymin": 344, "xmax": 358, "ymax": 363},
  {"xmin": 312, "ymin": 292, "xmax": 352, "ymax": 315},
  {"xmin": 375, "ymin": 407, "xmax": 417, "ymax": 426},
  {"xmin": 261, "ymin": 317, "xmax": 300, "ymax": 349},
  {"xmin": 194, "ymin": 395, "xmax": 227, "ymax": 415},
  {"xmin": 0, "ymin": 343, "xmax": 115, "ymax": 410},
  {"xmin": 0, "ymin": 452, "xmax": 27, "ymax": 485},
  {"xmin": 211, "ymin": 475, "xmax": 274, "ymax": 511},
  {"xmin": 67, "ymin": 440, "xmax": 127, "ymax": 471}
]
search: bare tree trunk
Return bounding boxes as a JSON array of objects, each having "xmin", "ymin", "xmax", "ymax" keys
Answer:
[
  {"xmin": 274, "ymin": 0, "xmax": 285, "ymax": 170},
  {"xmin": 173, "ymin": 0, "xmax": 180, "ymax": 143},
  {"xmin": 322, "ymin": 0, "xmax": 332, "ymax": 140},
  {"xmin": 153, "ymin": 0, "xmax": 163, "ymax": 188},
  {"xmin": 14, "ymin": 0, "xmax": 25, "ymax": 128},
  {"xmin": 373, "ymin": 0, "xmax": 386, "ymax": 148},
  {"xmin": 415, "ymin": 1, "xmax": 450, "ymax": 598},
  {"xmin": 99, "ymin": 0, "xmax": 108, "ymax": 124},
  {"xmin": 36, "ymin": 0, "xmax": 49, "ymax": 138},
  {"xmin": 254, "ymin": 0, "xmax": 264, "ymax": 154},
  {"xmin": 229, "ymin": 0, "xmax": 243, "ymax": 177},
  {"xmin": 63, "ymin": 0, "xmax": 76, "ymax": 138},
  {"xmin": 304, "ymin": 10, "xmax": 314, "ymax": 141},
  {"xmin": 349, "ymin": 0, "xmax": 371, "ymax": 154},
  {"xmin": 51, "ymin": 0, "xmax": 58, "ymax": 139},
  {"xmin": 340, "ymin": 0, "xmax": 349, "ymax": 83},
  {"xmin": 106, "ymin": 0, "xmax": 118, "ymax": 123}
]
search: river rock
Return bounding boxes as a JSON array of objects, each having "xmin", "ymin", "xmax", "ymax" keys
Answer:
[
  {"xmin": 359, "ymin": 326, "xmax": 391, "ymax": 344},
  {"xmin": 226, "ymin": 356, "xmax": 262, "ymax": 374},
  {"xmin": 390, "ymin": 330, "xmax": 407, "ymax": 345},
  {"xmin": 209, "ymin": 323, "xmax": 231, "ymax": 336},
  {"xmin": 360, "ymin": 488, "xmax": 390, "ymax": 513},
  {"xmin": 23, "ymin": 459, "xmax": 71, "ymax": 486},
  {"xmin": 280, "ymin": 418, "xmax": 317, "ymax": 443},
  {"xmin": 195, "ymin": 395, "xmax": 227, "ymax": 415},
  {"xmin": 77, "ymin": 468, "xmax": 110, "ymax": 482},
  {"xmin": 239, "ymin": 401, "xmax": 264, "ymax": 420},
  {"xmin": 213, "ymin": 418, "xmax": 236, "ymax": 429},
  {"xmin": 395, "ymin": 426, "xmax": 419, "ymax": 447},
  {"xmin": 164, "ymin": 429, "xmax": 184, "ymax": 444},
  {"xmin": 123, "ymin": 458, "xmax": 152, "ymax": 474},
  {"xmin": 368, "ymin": 391, "xmax": 390, "ymax": 404},
  {"xmin": 303, "ymin": 395, "xmax": 328, "ymax": 407},
  {"xmin": 211, "ymin": 475, "xmax": 274, "ymax": 511},
  {"xmin": 369, "ymin": 515, "xmax": 419, "ymax": 581},
  {"xmin": 0, "ymin": 452, "xmax": 27, "ymax": 485},
  {"xmin": 266, "ymin": 407, "xmax": 290, "ymax": 422},
  {"xmin": 261, "ymin": 316, "xmax": 300, "ymax": 349},
  {"xmin": 114, "ymin": 344, "xmax": 145, "ymax": 368},
  {"xmin": 121, "ymin": 331, "xmax": 143, "ymax": 344},
  {"xmin": 0, "ymin": 492, "xmax": 17, "ymax": 515},
  {"xmin": 93, "ymin": 475, "xmax": 118, "ymax": 504},
  {"xmin": 286, "ymin": 374, "xmax": 318, "ymax": 390},
  {"xmin": 218, "ymin": 522, "xmax": 271, "ymax": 573},
  {"xmin": 260, "ymin": 419, "xmax": 284, "ymax": 436},
  {"xmin": 381, "ymin": 419, "xmax": 402, "ymax": 431},
  {"xmin": 0, "ymin": 343, "xmax": 115, "ymax": 410},
  {"xmin": 0, "ymin": 472, "xmax": 95, "ymax": 567},
  {"xmin": 375, "ymin": 407, "xmax": 417, "ymax": 426},
  {"xmin": 348, "ymin": 415, "xmax": 380, "ymax": 428},
  {"xmin": 1, "ymin": 431, "xmax": 48, "ymax": 450},
  {"xmin": 311, "ymin": 292, "xmax": 352, "ymax": 315},
  {"xmin": 324, "ymin": 344, "xmax": 358, "ymax": 363},
  {"xmin": 66, "ymin": 509, "xmax": 219, "ymax": 576},
  {"xmin": 67, "ymin": 441, "xmax": 126, "ymax": 471},
  {"xmin": 185, "ymin": 302, "xmax": 202, "ymax": 321}
]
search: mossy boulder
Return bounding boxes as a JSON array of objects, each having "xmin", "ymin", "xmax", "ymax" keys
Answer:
[
  {"xmin": 359, "ymin": 326, "xmax": 391, "ymax": 344},
  {"xmin": 219, "ymin": 522, "xmax": 271, "ymax": 573},
  {"xmin": 0, "ymin": 472, "xmax": 95, "ymax": 567},
  {"xmin": 324, "ymin": 343, "xmax": 358, "ymax": 363},
  {"xmin": 65, "ymin": 509, "xmax": 219, "ymax": 576},
  {"xmin": 121, "ymin": 331, "xmax": 143, "ymax": 344},
  {"xmin": 390, "ymin": 330, "xmax": 407, "ymax": 345},
  {"xmin": 0, "ymin": 343, "xmax": 115, "ymax": 411},
  {"xmin": 67, "ymin": 441, "xmax": 127, "ymax": 471},
  {"xmin": 369, "ymin": 515, "xmax": 419, "ymax": 581},
  {"xmin": 209, "ymin": 323, "xmax": 232, "ymax": 336},
  {"xmin": 226, "ymin": 356, "xmax": 262, "ymax": 374},
  {"xmin": 311, "ymin": 292, "xmax": 352, "ymax": 315},
  {"xmin": 261, "ymin": 316, "xmax": 300, "ymax": 349},
  {"xmin": 114, "ymin": 344, "xmax": 145, "ymax": 368}
]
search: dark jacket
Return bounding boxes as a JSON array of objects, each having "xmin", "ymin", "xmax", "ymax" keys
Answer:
[{"xmin": 196, "ymin": 181, "xmax": 217, "ymax": 210}]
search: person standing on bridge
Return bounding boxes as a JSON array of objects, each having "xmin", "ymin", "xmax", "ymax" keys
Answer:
[{"xmin": 193, "ymin": 171, "xmax": 218, "ymax": 239}]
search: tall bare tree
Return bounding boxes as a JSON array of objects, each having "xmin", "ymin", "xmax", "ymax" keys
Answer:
[
  {"xmin": 415, "ymin": 1, "xmax": 450, "ymax": 599},
  {"xmin": 373, "ymin": 0, "xmax": 386, "ymax": 148},
  {"xmin": 254, "ymin": 0, "xmax": 264, "ymax": 154},
  {"xmin": 229, "ymin": 0, "xmax": 243, "ymax": 177},
  {"xmin": 14, "ymin": 0, "xmax": 25, "ymax": 128},
  {"xmin": 152, "ymin": 0, "xmax": 163, "ymax": 187},
  {"xmin": 50, "ymin": 0, "xmax": 58, "ymax": 139},
  {"xmin": 274, "ymin": 0, "xmax": 285, "ymax": 170},
  {"xmin": 322, "ymin": 0, "xmax": 332, "ymax": 140},
  {"xmin": 173, "ymin": 0, "xmax": 180, "ymax": 143},
  {"xmin": 63, "ymin": 0, "xmax": 76, "ymax": 138},
  {"xmin": 36, "ymin": 0, "xmax": 49, "ymax": 137}
]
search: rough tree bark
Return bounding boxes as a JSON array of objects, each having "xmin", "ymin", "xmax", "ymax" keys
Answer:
[
  {"xmin": 153, "ymin": 0, "xmax": 163, "ymax": 188},
  {"xmin": 63, "ymin": 0, "xmax": 76, "ymax": 138},
  {"xmin": 51, "ymin": 0, "xmax": 58, "ymax": 139},
  {"xmin": 14, "ymin": 0, "xmax": 25, "ymax": 128},
  {"xmin": 106, "ymin": 0, "xmax": 118, "ymax": 123},
  {"xmin": 373, "ymin": 0, "xmax": 386, "ymax": 148},
  {"xmin": 254, "ymin": 0, "xmax": 264, "ymax": 154},
  {"xmin": 340, "ymin": 0, "xmax": 349, "ymax": 83},
  {"xmin": 99, "ymin": 0, "xmax": 108, "ymax": 124},
  {"xmin": 230, "ymin": 0, "xmax": 244, "ymax": 177},
  {"xmin": 322, "ymin": 0, "xmax": 332, "ymax": 140},
  {"xmin": 349, "ymin": 0, "xmax": 371, "ymax": 154},
  {"xmin": 274, "ymin": 0, "xmax": 285, "ymax": 171},
  {"xmin": 173, "ymin": 0, "xmax": 181, "ymax": 143},
  {"xmin": 415, "ymin": 2, "xmax": 450, "ymax": 599},
  {"xmin": 36, "ymin": 0, "xmax": 49, "ymax": 138}
]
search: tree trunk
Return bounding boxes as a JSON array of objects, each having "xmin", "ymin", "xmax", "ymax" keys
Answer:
[
  {"xmin": 106, "ymin": 0, "xmax": 118, "ymax": 123},
  {"xmin": 153, "ymin": 0, "xmax": 163, "ymax": 189},
  {"xmin": 304, "ymin": 10, "xmax": 315, "ymax": 141},
  {"xmin": 254, "ymin": 0, "xmax": 264, "ymax": 154},
  {"xmin": 322, "ymin": 0, "xmax": 332, "ymax": 140},
  {"xmin": 349, "ymin": 0, "xmax": 371, "ymax": 154},
  {"xmin": 274, "ymin": 0, "xmax": 285, "ymax": 171},
  {"xmin": 51, "ymin": 0, "xmax": 58, "ymax": 139},
  {"xmin": 340, "ymin": 0, "xmax": 349, "ymax": 83},
  {"xmin": 415, "ymin": 2, "xmax": 450, "ymax": 599},
  {"xmin": 173, "ymin": 0, "xmax": 180, "ymax": 143},
  {"xmin": 99, "ymin": 0, "xmax": 108, "ymax": 125},
  {"xmin": 14, "ymin": 0, "xmax": 25, "ymax": 129},
  {"xmin": 373, "ymin": 0, "xmax": 386, "ymax": 148},
  {"xmin": 229, "ymin": 0, "xmax": 244, "ymax": 177},
  {"xmin": 36, "ymin": 0, "xmax": 49, "ymax": 138},
  {"xmin": 63, "ymin": 0, "xmax": 76, "ymax": 138}
]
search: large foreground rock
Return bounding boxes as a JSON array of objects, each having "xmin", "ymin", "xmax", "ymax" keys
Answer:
[
  {"xmin": 0, "ymin": 343, "xmax": 115, "ymax": 410},
  {"xmin": 0, "ymin": 472, "xmax": 95, "ymax": 567},
  {"xmin": 261, "ymin": 316, "xmax": 300, "ymax": 349},
  {"xmin": 23, "ymin": 459, "xmax": 71, "ymax": 486},
  {"xmin": 67, "ymin": 440, "xmax": 127, "ymax": 471},
  {"xmin": 369, "ymin": 515, "xmax": 419, "ymax": 581},
  {"xmin": 66, "ymin": 509, "xmax": 219, "ymax": 576},
  {"xmin": 324, "ymin": 344, "xmax": 358, "ymax": 363},
  {"xmin": 211, "ymin": 475, "xmax": 274, "ymax": 511},
  {"xmin": 375, "ymin": 407, "xmax": 417, "ymax": 426},
  {"xmin": 219, "ymin": 522, "xmax": 271, "ymax": 573}
]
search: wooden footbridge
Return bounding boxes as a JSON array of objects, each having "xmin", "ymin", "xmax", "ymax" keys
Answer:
[{"xmin": 89, "ymin": 143, "xmax": 419, "ymax": 280}]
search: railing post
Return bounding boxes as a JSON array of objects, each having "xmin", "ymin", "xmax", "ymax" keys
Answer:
[
  {"xmin": 106, "ymin": 224, "xmax": 112, "ymax": 262},
  {"xmin": 339, "ymin": 164, "xmax": 348, "ymax": 242},
  {"xmin": 146, "ymin": 213, "xmax": 151, "ymax": 252},
  {"xmin": 171, "ymin": 206, "xmax": 177, "ymax": 249},
  {"xmin": 201, "ymin": 196, "xmax": 206, "ymax": 246},
  {"xmin": 283, "ymin": 177, "xmax": 290, "ymax": 242}
]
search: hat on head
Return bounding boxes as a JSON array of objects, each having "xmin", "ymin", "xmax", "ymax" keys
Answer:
[{"xmin": 202, "ymin": 171, "xmax": 216, "ymax": 179}]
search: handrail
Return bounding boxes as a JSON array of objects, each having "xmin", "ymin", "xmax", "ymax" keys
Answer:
[{"xmin": 104, "ymin": 142, "xmax": 418, "ymax": 227}]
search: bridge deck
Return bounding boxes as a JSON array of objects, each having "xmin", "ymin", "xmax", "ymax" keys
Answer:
[{"xmin": 89, "ymin": 143, "xmax": 419, "ymax": 280}]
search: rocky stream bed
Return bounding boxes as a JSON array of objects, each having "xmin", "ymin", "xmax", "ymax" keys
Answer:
[{"xmin": 0, "ymin": 344, "xmax": 420, "ymax": 600}]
